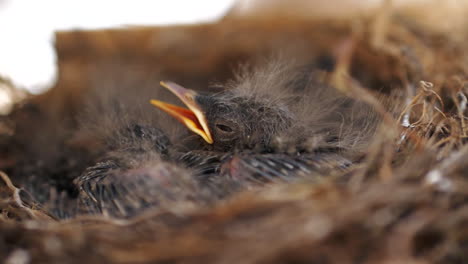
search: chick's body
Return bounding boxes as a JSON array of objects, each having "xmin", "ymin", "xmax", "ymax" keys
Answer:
[{"xmin": 68, "ymin": 58, "xmax": 378, "ymax": 218}]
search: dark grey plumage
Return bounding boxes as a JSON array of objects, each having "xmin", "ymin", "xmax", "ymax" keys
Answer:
[
  {"xmin": 65, "ymin": 58, "xmax": 380, "ymax": 219},
  {"xmin": 177, "ymin": 60, "xmax": 376, "ymax": 153}
]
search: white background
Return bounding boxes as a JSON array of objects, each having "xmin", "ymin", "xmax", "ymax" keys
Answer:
[{"xmin": 0, "ymin": 0, "xmax": 235, "ymax": 93}]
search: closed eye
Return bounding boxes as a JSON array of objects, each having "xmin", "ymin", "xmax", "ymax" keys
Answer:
[{"xmin": 215, "ymin": 123, "xmax": 233, "ymax": 133}]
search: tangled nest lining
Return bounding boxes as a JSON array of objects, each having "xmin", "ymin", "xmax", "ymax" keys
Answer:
[{"xmin": 1, "ymin": 2, "xmax": 468, "ymax": 263}]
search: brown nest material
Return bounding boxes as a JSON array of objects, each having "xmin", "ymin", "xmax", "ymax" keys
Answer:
[{"xmin": 1, "ymin": 2, "xmax": 468, "ymax": 263}]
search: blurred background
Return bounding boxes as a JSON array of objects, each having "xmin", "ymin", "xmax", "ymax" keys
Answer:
[
  {"xmin": 0, "ymin": 0, "xmax": 466, "ymax": 96},
  {"xmin": 0, "ymin": 0, "xmax": 468, "ymax": 119},
  {"xmin": 0, "ymin": 0, "xmax": 235, "ymax": 94}
]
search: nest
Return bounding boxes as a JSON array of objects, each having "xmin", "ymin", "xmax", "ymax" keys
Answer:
[{"xmin": 1, "ymin": 1, "xmax": 468, "ymax": 263}]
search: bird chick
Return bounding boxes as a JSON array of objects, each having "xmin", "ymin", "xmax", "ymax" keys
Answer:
[
  {"xmin": 71, "ymin": 58, "xmax": 380, "ymax": 218},
  {"xmin": 150, "ymin": 60, "xmax": 378, "ymax": 181},
  {"xmin": 152, "ymin": 60, "xmax": 375, "ymax": 152}
]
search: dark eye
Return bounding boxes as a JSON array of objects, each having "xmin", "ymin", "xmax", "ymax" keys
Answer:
[{"xmin": 215, "ymin": 123, "xmax": 233, "ymax": 133}]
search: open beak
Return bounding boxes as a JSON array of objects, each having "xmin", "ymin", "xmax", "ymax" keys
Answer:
[{"xmin": 150, "ymin": 81, "xmax": 213, "ymax": 144}]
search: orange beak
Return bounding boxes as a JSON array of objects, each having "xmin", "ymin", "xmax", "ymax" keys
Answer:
[{"xmin": 150, "ymin": 81, "xmax": 213, "ymax": 144}]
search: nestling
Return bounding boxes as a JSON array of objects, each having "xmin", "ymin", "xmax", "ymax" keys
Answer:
[{"xmin": 71, "ymin": 58, "xmax": 379, "ymax": 218}]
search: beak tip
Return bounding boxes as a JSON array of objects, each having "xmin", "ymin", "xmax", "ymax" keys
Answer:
[{"xmin": 149, "ymin": 99, "xmax": 159, "ymax": 106}]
